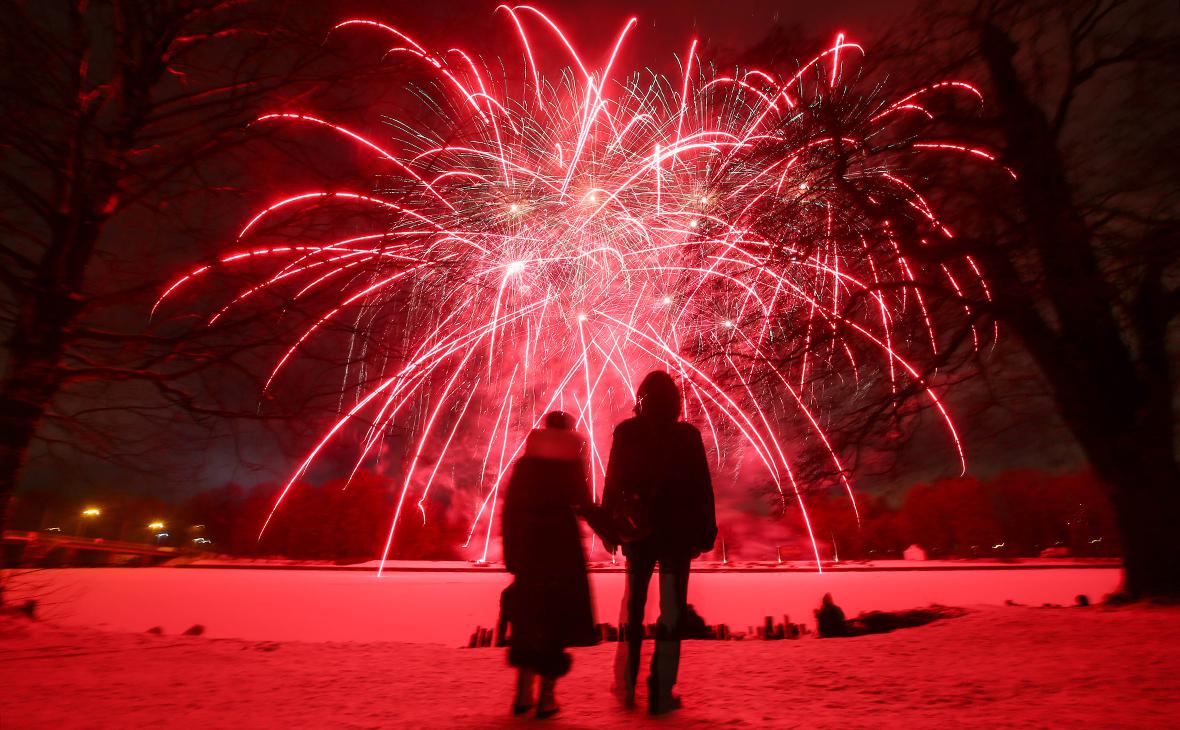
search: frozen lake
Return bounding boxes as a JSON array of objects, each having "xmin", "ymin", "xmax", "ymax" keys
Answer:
[{"xmin": 11, "ymin": 563, "xmax": 1121, "ymax": 645}]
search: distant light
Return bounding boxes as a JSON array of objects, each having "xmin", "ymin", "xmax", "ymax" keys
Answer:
[
  {"xmin": 46, "ymin": 526, "xmax": 62, "ymax": 532},
  {"xmin": 148, "ymin": 521, "xmax": 165, "ymax": 531},
  {"xmin": 156, "ymin": 532, "xmax": 170, "ymax": 539},
  {"xmin": 577, "ymin": 313, "xmax": 587, "ymax": 322},
  {"xmin": 722, "ymin": 320, "xmax": 734, "ymax": 329},
  {"xmin": 81, "ymin": 508, "xmax": 101, "ymax": 517},
  {"xmin": 193, "ymin": 537, "xmax": 212, "ymax": 545},
  {"xmin": 506, "ymin": 260, "xmax": 525, "ymax": 275},
  {"xmin": 799, "ymin": 182, "xmax": 809, "ymax": 191},
  {"xmin": 661, "ymin": 296, "xmax": 672, "ymax": 305},
  {"xmin": 689, "ymin": 219, "xmax": 699, "ymax": 229},
  {"xmin": 699, "ymin": 195, "xmax": 709, "ymax": 204},
  {"xmin": 508, "ymin": 203, "xmax": 520, "ymax": 214}
]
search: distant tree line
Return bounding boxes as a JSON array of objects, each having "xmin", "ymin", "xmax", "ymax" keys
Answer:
[
  {"xmin": 10, "ymin": 468, "xmax": 1116, "ymax": 562},
  {"xmin": 799, "ymin": 469, "xmax": 1120, "ymax": 561},
  {"xmin": 8, "ymin": 470, "xmax": 464, "ymax": 562}
]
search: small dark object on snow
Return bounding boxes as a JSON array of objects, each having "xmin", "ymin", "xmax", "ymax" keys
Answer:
[
  {"xmin": 762, "ymin": 615, "xmax": 790, "ymax": 640},
  {"xmin": 817, "ymin": 598, "xmax": 966, "ymax": 638},
  {"xmin": 467, "ymin": 626, "xmax": 495, "ymax": 648},
  {"xmin": 1005, "ymin": 599, "xmax": 1022, "ymax": 606},
  {"xmin": 681, "ymin": 604, "xmax": 709, "ymax": 639},
  {"xmin": 183, "ymin": 624, "xmax": 205, "ymax": 636},
  {"xmin": 815, "ymin": 593, "xmax": 847, "ymax": 637},
  {"xmin": 850, "ymin": 605, "xmax": 966, "ymax": 634},
  {"xmin": 785, "ymin": 615, "xmax": 802, "ymax": 639},
  {"xmin": 1076, "ymin": 594, "xmax": 1090, "ymax": 607},
  {"xmin": 1, "ymin": 599, "xmax": 37, "ymax": 620},
  {"xmin": 146, "ymin": 626, "xmax": 163, "ymax": 634}
]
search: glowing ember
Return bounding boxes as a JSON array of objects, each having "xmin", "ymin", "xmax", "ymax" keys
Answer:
[{"xmin": 156, "ymin": 8, "xmax": 1004, "ymax": 571}]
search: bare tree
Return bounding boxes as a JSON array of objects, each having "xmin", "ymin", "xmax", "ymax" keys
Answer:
[
  {"xmin": 0, "ymin": 0, "xmax": 383, "ymax": 536},
  {"xmin": 958, "ymin": 0, "xmax": 1178, "ymax": 598},
  {"xmin": 742, "ymin": 0, "xmax": 1178, "ymax": 596}
]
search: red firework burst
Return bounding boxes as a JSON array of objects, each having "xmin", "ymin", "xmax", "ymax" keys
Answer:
[{"xmin": 155, "ymin": 7, "xmax": 1006, "ymax": 571}]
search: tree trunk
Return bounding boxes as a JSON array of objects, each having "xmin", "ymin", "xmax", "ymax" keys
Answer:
[
  {"xmin": 1021, "ymin": 336, "xmax": 1180, "ymax": 597},
  {"xmin": 978, "ymin": 20, "xmax": 1180, "ymax": 598},
  {"xmin": 0, "ymin": 335, "xmax": 70, "ymax": 536},
  {"xmin": 1105, "ymin": 458, "xmax": 1180, "ymax": 597},
  {"xmin": 0, "ymin": 223, "xmax": 94, "ymax": 534},
  {"xmin": 0, "ymin": 348, "xmax": 66, "ymax": 606},
  {"xmin": 1040, "ymin": 346, "xmax": 1180, "ymax": 596}
]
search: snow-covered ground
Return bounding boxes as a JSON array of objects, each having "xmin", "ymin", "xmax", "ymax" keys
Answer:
[
  {"xmin": 2, "ymin": 603, "xmax": 1177, "ymax": 728},
  {"xmin": 6, "ymin": 564, "xmax": 1122, "ymax": 644}
]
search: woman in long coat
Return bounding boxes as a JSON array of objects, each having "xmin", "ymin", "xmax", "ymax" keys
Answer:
[{"xmin": 501, "ymin": 410, "xmax": 597, "ymax": 718}]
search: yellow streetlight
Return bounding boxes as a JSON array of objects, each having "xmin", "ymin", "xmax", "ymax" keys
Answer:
[
  {"xmin": 148, "ymin": 521, "xmax": 165, "ymax": 531},
  {"xmin": 78, "ymin": 507, "xmax": 101, "ymax": 537}
]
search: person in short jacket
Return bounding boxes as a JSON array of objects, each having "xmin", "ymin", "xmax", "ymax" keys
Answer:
[
  {"xmin": 601, "ymin": 370, "xmax": 717, "ymax": 715},
  {"xmin": 501, "ymin": 410, "xmax": 597, "ymax": 718}
]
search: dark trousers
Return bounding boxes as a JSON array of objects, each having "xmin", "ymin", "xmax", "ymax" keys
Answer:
[{"xmin": 624, "ymin": 545, "xmax": 691, "ymax": 701}]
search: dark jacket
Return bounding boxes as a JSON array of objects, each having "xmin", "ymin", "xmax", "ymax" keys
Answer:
[
  {"xmin": 601, "ymin": 416, "xmax": 717, "ymax": 559},
  {"xmin": 501, "ymin": 428, "xmax": 597, "ymax": 652}
]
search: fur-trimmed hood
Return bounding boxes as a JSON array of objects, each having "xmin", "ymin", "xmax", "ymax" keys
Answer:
[{"xmin": 523, "ymin": 427, "xmax": 585, "ymax": 461}]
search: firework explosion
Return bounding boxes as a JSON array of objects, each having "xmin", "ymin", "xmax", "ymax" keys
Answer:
[{"xmin": 156, "ymin": 7, "xmax": 1004, "ymax": 571}]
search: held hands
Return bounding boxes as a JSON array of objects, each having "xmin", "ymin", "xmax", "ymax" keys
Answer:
[{"xmin": 577, "ymin": 502, "xmax": 622, "ymax": 552}]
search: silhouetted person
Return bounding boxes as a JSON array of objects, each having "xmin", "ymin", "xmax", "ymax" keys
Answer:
[
  {"xmin": 815, "ymin": 592, "xmax": 847, "ymax": 637},
  {"xmin": 681, "ymin": 604, "xmax": 709, "ymax": 640},
  {"xmin": 502, "ymin": 411, "xmax": 597, "ymax": 718},
  {"xmin": 602, "ymin": 371, "xmax": 717, "ymax": 715}
]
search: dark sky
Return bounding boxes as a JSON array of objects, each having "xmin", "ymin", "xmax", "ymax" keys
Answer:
[
  {"xmin": 338, "ymin": 0, "xmax": 908, "ymax": 65},
  {"xmin": 16, "ymin": 0, "xmax": 1088, "ymax": 506}
]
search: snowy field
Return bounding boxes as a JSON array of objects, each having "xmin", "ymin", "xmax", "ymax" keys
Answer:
[
  {"xmin": 7, "ymin": 563, "xmax": 1122, "ymax": 644},
  {"xmin": 2, "ymin": 603, "xmax": 1177, "ymax": 728}
]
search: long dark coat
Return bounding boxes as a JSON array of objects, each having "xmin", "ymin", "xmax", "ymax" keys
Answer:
[
  {"xmin": 501, "ymin": 428, "xmax": 597, "ymax": 667},
  {"xmin": 602, "ymin": 416, "xmax": 717, "ymax": 559}
]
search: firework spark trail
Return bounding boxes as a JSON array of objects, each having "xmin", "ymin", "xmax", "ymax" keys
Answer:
[{"xmin": 155, "ymin": 8, "xmax": 1006, "ymax": 568}]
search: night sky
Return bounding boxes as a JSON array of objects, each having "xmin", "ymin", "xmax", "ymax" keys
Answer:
[{"xmin": 14, "ymin": 0, "xmax": 1085, "ymax": 506}]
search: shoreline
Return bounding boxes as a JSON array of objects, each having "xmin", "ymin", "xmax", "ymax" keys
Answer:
[{"xmin": 167, "ymin": 557, "xmax": 1123, "ymax": 573}]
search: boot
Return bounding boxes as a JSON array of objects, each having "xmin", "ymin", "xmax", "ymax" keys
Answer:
[
  {"xmin": 536, "ymin": 676, "xmax": 560, "ymax": 719},
  {"xmin": 647, "ymin": 641, "xmax": 683, "ymax": 716},
  {"xmin": 512, "ymin": 668, "xmax": 536, "ymax": 715},
  {"xmin": 621, "ymin": 647, "xmax": 638, "ymax": 708},
  {"xmin": 647, "ymin": 674, "xmax": 683, "ymax": 715}
]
